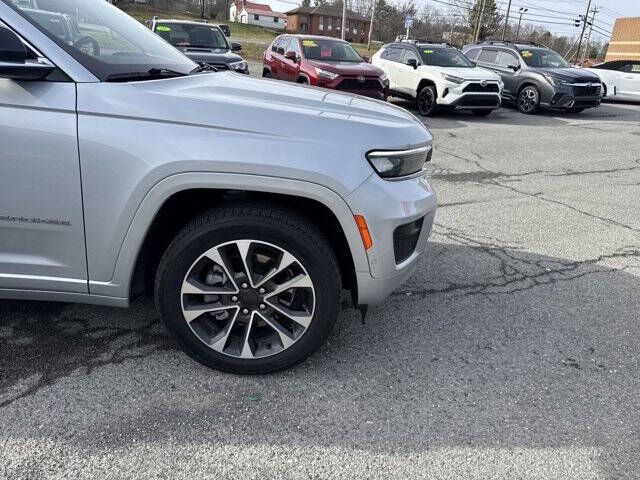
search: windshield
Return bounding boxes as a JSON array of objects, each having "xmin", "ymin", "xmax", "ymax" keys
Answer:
[
  {"xmin": 5, "ymin": 0, "xmax": 197, "ymax": 80},
  {"xmin": 155, "ymin": 22, "xmax": 229, "ymax": 50},
  {"xmin": 518, "ymin": 48, "xmax": 569, "ymax": 68},
  {"xmin": 419, "ymin": 47, "xmax": 474, "ymax": 67},
  {"xmin": 301, "ymin": 38, "xmax": 362, "ymax": 63}
]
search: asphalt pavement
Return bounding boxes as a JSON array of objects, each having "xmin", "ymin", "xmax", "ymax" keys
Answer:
[{"xmin": 1, "ymin": 100, "xmax": 639, "ymax": 479}]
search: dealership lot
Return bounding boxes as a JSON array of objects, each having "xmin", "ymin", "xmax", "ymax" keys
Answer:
[{"xmin": 1, "ymin": 101, "xmax": 639, "ymax": 479}]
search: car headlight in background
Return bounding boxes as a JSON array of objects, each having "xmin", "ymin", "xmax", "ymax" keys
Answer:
[
  {"xmin": 543, "ymin": 75, "xmax": 568, "ymax": 86},
  {"xmin": 366, "ymin": 145, "xmax": 432, "ymax": 179},
  {"xmin": 315, "ymin": 68, "xmax": 339, "ymax": 81},
  {"xmin": 441, "ymin": 73, "xmax": 464, "ymax": 84},
  {"xmin": 229, "ymin": 60, "xmax": 248, "ymax": 72}
]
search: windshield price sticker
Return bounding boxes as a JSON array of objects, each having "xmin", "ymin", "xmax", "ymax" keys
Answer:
[
  {"xmin": 521, "ymin": 50, "xmax": 532, "ymax": 58},
  {"xmin": 302, "ymin": 40, "xmax": 318, "ymax": 47},
  {"xmin": 156, "ymin": 25, "xmax": 171, "ymax": 32},
  {"xmin": 423, "ymin": 49, "xmax": 434, "ymax": 54}
]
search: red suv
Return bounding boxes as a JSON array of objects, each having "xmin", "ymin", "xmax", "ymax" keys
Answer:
[{"xmin": 263, "ymin": 35, "xmax": 389, "ymax": 100}]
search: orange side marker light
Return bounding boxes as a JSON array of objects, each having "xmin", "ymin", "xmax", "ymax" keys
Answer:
[{"xmin": 354, "ymin": 215, "xmax": 373, "ymax": 250}]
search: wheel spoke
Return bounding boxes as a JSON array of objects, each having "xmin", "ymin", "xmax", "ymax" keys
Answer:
[
  {"xmin": 234, "ymin": 239, "xmax": 255, "ymax": 287},
  {"xmin": 183, "ymin": 304, "xmax": 238, "ymax": 324},
  {"xmin": 264, "ymin": 300, "xmax": 313, "ymax": 328},
  {"xmin": 255, "ymin": 311, "xmax": 295, "ymax": 349},
  {"xmin": 182, "ymin": 278, "xmax": 237, "ymax": 295},
  {"xmin": 255, "ymin": 251, "xmax": 297, "ymax": 288},
  {"xmin": 265, "ymin": 273, "xmax": 313, "ymax": 298},
  {"xmin": 240, "ymin": 313, "xmax": 255, "ymax": 359},
  {"xmin": 210, "ymin": 308, "xmax": 240, "ymax": 351}
]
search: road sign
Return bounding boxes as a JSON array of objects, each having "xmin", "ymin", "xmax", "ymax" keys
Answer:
[{"xmin": 404, "ymin": 15, "xmax": 413, "ymax": 29}]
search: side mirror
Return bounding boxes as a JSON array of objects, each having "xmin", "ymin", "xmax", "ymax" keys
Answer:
[
  {"xmin": 285, "ymin": 50, "xmax": 297, "ymax": 61},
  {"xmin": 407, "ymin": 58, "xmax": 418, "ymax": 69},
  {"xmin": 231, "ymin": 42, "xmax": 242, "ymax": 52},
  {"xmin": 361, "ymin": 55, "xmax": 370, "ymax": 63},
  {"xmin": 0, "ymin": 27, "xmax": 54, "ymax": 81},
  {"xmin": 508, "ymin": 64, "xmax": 520, "ymax": 72}
]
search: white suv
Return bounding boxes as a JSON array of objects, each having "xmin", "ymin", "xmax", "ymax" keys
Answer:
[{"xmin": 373, "ymin": 41, "xmax": 504, "ymax": 117}]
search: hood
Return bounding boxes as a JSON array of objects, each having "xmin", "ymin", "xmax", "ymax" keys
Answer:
[
  {"xmin": 80, "ymin": 72, "xmax": 431, "ymax": 197},
  {"xmin": 531, "ymin": 67, "xmax": 600, "ymax": 82},
  {"xmin": 178, "ymin": 48, "xmax": 243, "ymax": 64},
  {"xmin": 307, "ymin": 60, "xmax": 384, "ymax": 77},
  {"xmin": 421, "ymin": 66, "xmax": 501, "ymax": 81}
]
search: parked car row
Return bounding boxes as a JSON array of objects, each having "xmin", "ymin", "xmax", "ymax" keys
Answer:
[{"xmin": 254, "ymin": 34, "xmax": 617, "ymax": 118}]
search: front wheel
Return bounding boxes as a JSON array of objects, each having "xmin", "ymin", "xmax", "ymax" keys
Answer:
[
  {"xmin": 472, "ymin": 109, "xmax": 492, "ymax": 117},
  {"xmin": 155, "ymin": 204, "xmax": 342, "ymax": 374},
  {"xmin": 517, "ymin": 86, "xmax": 540, "ymax": 114},
  {"xmin": 416, "ymin": 85, "xmax": 438, "ymax": 117}
]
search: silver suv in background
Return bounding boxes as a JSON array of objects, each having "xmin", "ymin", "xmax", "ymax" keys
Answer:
[{"xmin": 0, "ymin": 0, "xmax": 436, "ymax": 373}]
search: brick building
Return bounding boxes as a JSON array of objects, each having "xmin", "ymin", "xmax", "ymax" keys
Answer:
[
  {"xmin": 606, "ymin": 17, "xmax": 640, "ymax": 61},
  {"xmin": 285, "ymin": 5, "xmax": 370, "ymax": 44}
]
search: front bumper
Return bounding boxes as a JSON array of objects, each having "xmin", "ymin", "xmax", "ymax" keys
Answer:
[
  {"xmin": 345, "ymin": 170, "xmax": 437, "ymax": 305},
  {"xmin": 316, "ymin": 76, "xmax": 389, "ymax": 100},
  {"xmin": 439, "ymin": 80, "xmax": 502, "ymax": 110},
  {"xmin": 540, "ymin": 82, "xmax": 601, "ymax": 110}
]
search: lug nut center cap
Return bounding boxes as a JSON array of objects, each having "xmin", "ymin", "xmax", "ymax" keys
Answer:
[{"xmin": 239, "ymin": 290, "xmax": 260, "ymax": 309}]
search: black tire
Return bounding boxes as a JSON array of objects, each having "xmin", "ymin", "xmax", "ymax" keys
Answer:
[
  {"xmin": 262, "ymin": 69, "xmax": 271, "ymax": 78},
  {"xmin": 602, "ymin": 83, "xmax": 608, "ymax": 98},
  {"xmin": 517, "ymin": 85, "xmax": 540, "ymax": 114},
  {"xmin": 74, "ymin": 35, "xmax": 100, "ymax": 56},
  {"xmin": 472, "ymin": 109, "xmax": 492, "ymax": 117},
  {"xmin": 154, "ymin": 203, "xmax": 341, "ymax": 374},
  {"xmin": 297, "ymin": 77, "xmax": 308, "ymax": 84},
  {"xmin": 416, "ymin": 85, "xmax": 437, "ymax": 117}
]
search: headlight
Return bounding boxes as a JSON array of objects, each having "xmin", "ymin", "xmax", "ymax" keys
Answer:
[
  {"xmin": 441, "ymin": 73, "xmax": 464, "ymax": 84},
  {"xmin": 229, "ymin": 60, "xmax": 248, "ymax": 71},
  {"xmin": 544, "ymin": 75, "xmax": 567, "ymax": 86},
  {"xmin": 366, "ymin": 145, "xmax": 432, "ymax": 180},
  {"xmin": 380, "ymin": 72, "xmax": 388, "ymax": 82},
  {"xmin": 315, "ymin": 68, "xmax": 339, "ymax": 81}
]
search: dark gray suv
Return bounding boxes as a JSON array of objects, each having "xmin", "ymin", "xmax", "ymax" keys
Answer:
[{"xmin": 462, "ymin": 41, "xmax": 602, "ymax": 114}]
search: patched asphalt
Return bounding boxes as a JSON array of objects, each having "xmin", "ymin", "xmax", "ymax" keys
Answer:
[{"xmin": 1, "ymin": 101, "xmax": 639, "ymax": 479}]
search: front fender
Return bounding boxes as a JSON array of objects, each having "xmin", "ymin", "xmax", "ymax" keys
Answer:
[{"xmin": 88, "ymin": 173, "xmax": 371, "ymax": 299}]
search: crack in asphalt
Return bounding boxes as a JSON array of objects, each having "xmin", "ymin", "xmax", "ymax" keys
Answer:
[
  {"xmin": 393, "ymin": 224, "xmax": 640, "ymax": 300},
  {"xmin": 0, "ymin": 303, "xmax": 174, "ymax": 409}
]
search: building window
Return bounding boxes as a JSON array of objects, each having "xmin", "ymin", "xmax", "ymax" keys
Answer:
[
  {"xmin": 254, "ymin": 14, "xmax": 259, "ymax": 20},
  {"xmin": 274, "ymin": 16, "xmax": 278, "ymax": 23}
]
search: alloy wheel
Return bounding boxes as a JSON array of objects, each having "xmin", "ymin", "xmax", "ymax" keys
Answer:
[
  {"xmin": 180, "ymin": 240, "xmax": 315, "ymax": 359},
  {"xmin": 518, "ymin": 87, "xmax": 538, "ymax": 113},
  {"xmin": 418, "ymin": 88, "xmax": 434, "ymax": 116}
]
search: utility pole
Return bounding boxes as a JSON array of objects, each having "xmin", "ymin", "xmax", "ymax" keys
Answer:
[
  {"xmin": 515, "ymin": 7, "xmax": 527, "ymax": 40},
  {"xmin": 574, "ymin": 0, "xmax": 592, "ymax": 63},
  {"xmin": 367, "ymin": 0, "xmax": 376, "ymax": 50},
  {"xmin": 473, "ymin": 0, "xmax": 487, "ymax": 42},
  {"xmin": 341, "ymin": 0, "xmax": 347, "ymax": 40},
  {"xmin": 580, "ymin": 7, "xmax": 597, "ymax": 65},
  {"xmin": 201, "ymin": 0, "xmax": 205, "ymax": 19},
  {"xmin": 501, "ymin": 0, "xmax": 512, "ymax": 40}
]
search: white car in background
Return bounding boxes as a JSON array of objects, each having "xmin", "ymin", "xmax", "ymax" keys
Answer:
[
  {"xmin": 372, "ymin": 40, "xmax": 503, "ymax": 117},
  {"xmin": 585, "ymin": 60, "xmax": 640, "ymax": 102}
]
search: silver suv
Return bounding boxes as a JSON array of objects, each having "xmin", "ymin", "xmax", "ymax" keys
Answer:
[{"xmin": 0, "ymin": 0, "xmax": 436, "ymax": 373}]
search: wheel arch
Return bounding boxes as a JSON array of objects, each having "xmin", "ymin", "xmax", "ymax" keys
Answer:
[
  {"xmin": 417, "ymin": 78, "xmax": 438, "ymax": 98},
  {"xmin": 88, "ymin": 174, "xmax": 366, "ymax": 304},
  {"xmin": 296, "ymin": 73, "xmax": 310, "ymax": 84}
]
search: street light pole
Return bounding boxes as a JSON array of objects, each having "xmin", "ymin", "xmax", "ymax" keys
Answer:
[
  {"xmin": 516, "ymin": 7, "xmax": 527, "ymax": 40},
  {"xmin": 501, "ymin": 0, "xmax": 512, "ymax": 41},
  {"xmin": 473, "ymin": 0, "xmax": 487, "ymax": 42},
  {"xmin": 367, "ymin": 0, "xmax": 376, "ymax": 50},
  {"xmin": 341, "ymin": 0, "xmax": 347, "ymax": 40}
]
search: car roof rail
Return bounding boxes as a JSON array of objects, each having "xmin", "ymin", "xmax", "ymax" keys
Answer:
[{"xmin": 401, "ymin": 39, "xmax": 455, "ymax": 47}]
